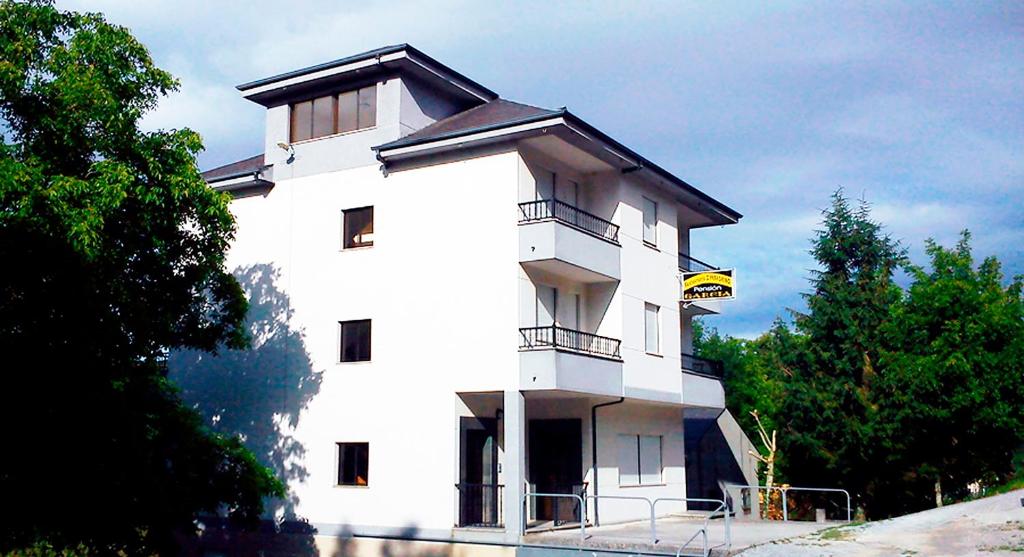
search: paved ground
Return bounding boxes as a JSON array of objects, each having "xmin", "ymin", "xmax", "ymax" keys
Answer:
[
  {"xmin": 738, "ymin": 489, "xmax": 1024, "ymax": 557},
  {"xmin": 524, "ymin": 513, "xmax": 831, "ymax": 555}
]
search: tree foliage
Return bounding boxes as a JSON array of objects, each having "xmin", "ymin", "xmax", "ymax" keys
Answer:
[
  {"xmin": 0, "ymin": 1, "xmax": 283, "ymax": 553},
  {"xmin": 695, "ymin": 191, "xmax": 1024, "ymax": 518}
]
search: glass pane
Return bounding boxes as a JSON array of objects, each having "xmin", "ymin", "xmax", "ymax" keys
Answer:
[
  {"xmin": 640, "ymin": 436, "xmax": 662, "ymax": 484},
  {"xmin": 645, "ymin": 303, "xmax": 659, "ymax": 353},
  {"xmin": 358, "ymin": 85, "xmax": 377, "ymax": 129},
  {"xmin": 338, "ymin": 90, "xmax": 358, "ymax": 133},
  {"xmin": 312, "ymin": 95, "xmax": 335, "ymax": 138},
  {"xmin": 338, "ymin": 443, "xmax": 369, "ymax": 486},
  {"xmin": 643, "ymin": 197, "xmax": 657, "ymax": 244},
  {"xmin": 340, "ymin": 320, "xmax": 371, "ymax": 362},
  {"xmin": 344, "ymin": 207, "xmax": 374, "ymax": 248},
  {"xmin": 618, "ymin": 434, "xmax": 639, "ymax": 486},
  {"xmin": 290, "ymin": 100, "xmax": 312, "ymax": 142}
]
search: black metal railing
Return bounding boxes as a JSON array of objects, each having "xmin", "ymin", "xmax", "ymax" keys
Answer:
[
  {"xmin": 678, "ymin": 252, "xmax": 718, "ymax": 273},
  {"xmin": 520, "ymin": 326, "xmax": 621, "ymax": 360},
  {"xmin": 456, "ymin": 483, "xmax": 504, "ymax": 528},
  {"xmin": 681, "ymin": 352, "xmax": 725, "ymax": 379},
  {"xmin": 519, "ymin": 199, "xmax": 620, "ymax": 244}
]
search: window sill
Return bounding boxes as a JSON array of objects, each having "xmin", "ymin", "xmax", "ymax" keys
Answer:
[
  {"xmin": 646, "ymin": 352, "xmax": 663, "ymax": 358},
  {"xmin": 643, "ymin": 241, "xmax": 659, "ymax": 251},
  {"xmin": 619, "ymin": 483, "xmax": 666, "ymax": 488},
  {"xmin": 290, "ymin": 125, "xmax": 378, "ymax": 146},
  {"xmin": 340, "ymin": 245, "xmax": 374, "ymax": 252},
  {"xmin": 334, "ymin": 484, "xmax": 370, "ymax": 489},
  {"xmin": 337, "ymin": 360, "xmax": 372, "ymax": 365}
]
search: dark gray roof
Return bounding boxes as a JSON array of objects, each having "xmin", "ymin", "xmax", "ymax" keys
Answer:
[
  {"xmin": 236, "ymin": 44, "xmax": 497, "ymax": 101},
  {"xmin": 374, "ymin": 103, "xmax": 742, "ymax": 222},
  {"xmin": 202, "ymin": 154, "xmax": 265, "ymax": 182},
  {"xmin": 380, "ymin": 99, "xmax": 561, "ymax": 150}
]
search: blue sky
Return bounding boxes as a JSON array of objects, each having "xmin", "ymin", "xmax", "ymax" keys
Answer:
[{"xmin": 64, "ymin": 1, "xmax": 1023, "ymax": 338}]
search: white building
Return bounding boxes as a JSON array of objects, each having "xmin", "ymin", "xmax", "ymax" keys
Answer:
[{"xmin": 177, "ymin": 44, "xmax": 751, "ymax": 555}]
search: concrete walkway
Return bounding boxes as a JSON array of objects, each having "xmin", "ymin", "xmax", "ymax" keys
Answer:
[
  {"xmin": 738, "ymin": 489, "xmax": 1024, "ymax": 557},
  {"xmin": 524, "ymin": 514, "xmax": 833, "ymax": 555}
]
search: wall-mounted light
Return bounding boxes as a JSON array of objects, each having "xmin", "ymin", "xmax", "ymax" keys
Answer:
[{"xmin": 277, "ymin": 142, "xmax": 295, "ymax": 164}]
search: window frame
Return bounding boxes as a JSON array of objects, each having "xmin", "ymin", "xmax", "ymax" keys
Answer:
[
  {"xmin": 618, "ymin": 433, "xmax": 664, "ymax": 487},
  {"xmin": 335, "ymin": 442, "xmax": 369, "ymax": 487},
  {"xmin": 644, "ymin": 302, "xmax": 660, "ymax": 355},
  {"xmin": 642, "ymin": 196, "xmax": 658, "ymax": 247},
  {"xmin": 342, "ymin": 206, "xmax": 374, "ymax": 249},
  {"xmin": 289, "ymin": 84, "xmax": 378, "ymax": 143},
  {"xmin": 338, "ymin": 319, "xmax": 371, "ymax": 363}
]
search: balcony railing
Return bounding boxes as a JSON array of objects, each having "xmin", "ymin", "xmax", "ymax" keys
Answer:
[
  {"xmin": 456, "ymin": 483, "xmax": 503, "ymax": 528},
  {"xmin": 681, "ymin": 352, "xmax": 725, "ymax": 379},
  {"xmin": 678, "ymin": 253, "xmax": 718, "ymax": 273},
  {"xmin": 520, "ymin": 325, "xmax": 622, "ymax": 360},
  {"xmin": 519, "ymin": 199, "xmax": 620, "ymax": 244}
]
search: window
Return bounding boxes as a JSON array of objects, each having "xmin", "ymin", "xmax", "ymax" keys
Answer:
[
  {"xmin": 336, "ymin": 442, "xmax": 369, "ymax": 486},
  {"xmin": 343, "ymin": 206, "xmax": 374, "ymax": 248},
  {"xmin": 290, "ymin": 84, "xmax": 377, "ymax": 142},
  {"xmin": 618, "ymin": 434, "xmax": 663, "ymax": 486},
  {"xmin": 642, "ymin": 197, "xmax": 657, "ymax": 246},
  {"xmin": 645, "ymin": 303, "xmax": 660, "ymax": 354},
  {"xmin": 339, "ymin": 319, "xmax": 371, "ymax": 362}
]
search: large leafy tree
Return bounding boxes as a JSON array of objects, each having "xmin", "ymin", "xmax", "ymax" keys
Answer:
[
  {"xmin": 874, "ymin": 232, "xmax": 1024, "ymax": 514},
  {"xmin": 775, "ymin": 191, "xmax": 905, "ymax": 512},
  {"xmin": 0, "ymin": 1, "xmax": 282, "ymax": 553}
]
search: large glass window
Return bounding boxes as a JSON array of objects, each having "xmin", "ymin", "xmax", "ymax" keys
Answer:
[
  {"xmin": 336, "ymin": 442, "xmax": 369, "ymax": 486},
  {"xmin": 343, "ymin": 206, "xmax": 374, "ymax": 249},
  {"xmin": 290, "ymin": 84, "xmax": 377, "ymax": 142},
  {"xmin": 339, "ymin": 319, "xmax": 371, "ymax": 362}
]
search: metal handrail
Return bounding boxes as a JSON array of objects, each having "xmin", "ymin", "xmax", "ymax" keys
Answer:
[
  {"xmin": 654, "ymin": 497, "xmax": 729, "ymax": 556},
  {"xmin": 519, "ymin": 325, "xmax": 622, "ymax": 360},
  {"xmin": 722, "ymin": 483, "xmax": 852, "ymax": 522},
  {"xmin": 681, "ymin": 352, "xmax": 725, "ymax": 379},
  {"xmin": 678, "ymin": 253, "xmax": 718, "ymax": 273},
  {"xmin": 522, "ymin": 492, "xmax": 587, "ymax": 545},
  {"xmin": 455, "ymin": 483, "xmax": 504, "ymax": 528},
  {"xmin": 519, "ymin": 199, "xmax": 620, "ymax": 244}
]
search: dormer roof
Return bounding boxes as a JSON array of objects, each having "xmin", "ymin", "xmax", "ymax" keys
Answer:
[{"xmin": 236, "ymin": 44, "xmax": 497, "ymax": 108}]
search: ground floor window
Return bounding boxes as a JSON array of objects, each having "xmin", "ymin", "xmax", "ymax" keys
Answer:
[
  {"xmin": 336, "ymin": 442, "xmax": 369, "ymax": 486},
  {"xmin": 618, "ymin": 434, "xmax": 662, "ymax": 486}
]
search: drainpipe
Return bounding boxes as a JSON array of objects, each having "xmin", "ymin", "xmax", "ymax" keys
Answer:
[{"xmin": 590, "ymin": 396, "xmax": 624, "ymax": 527}]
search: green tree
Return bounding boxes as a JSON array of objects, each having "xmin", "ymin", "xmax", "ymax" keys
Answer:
[
  {"xmin": 874, "ymin": 231, "xmax": 1024, "ymax": 514},
  {"xmin": 779, "ymin": 190, "xmax": 905, "ymax": 514},
  {"xmin": 0, "ymin": 1, "xmax": 283, "ymax": 553}
]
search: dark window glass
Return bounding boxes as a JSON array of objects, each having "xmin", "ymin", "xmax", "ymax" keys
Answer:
[
  {"xmin": 340, "ymin": 319, "xmax": 371, "ymax": 362},
  {"xmin": 290, "ymin": 100, "xmax": 313, "ymax": 142},
  {"xmin": 357, "ymin": 85, "xmax": 376, "ymax": 129},
  {"xmin": 343, "ymin": 206, "xmax": 374, "ymax": 248},
  {"xmin": 338, "ymin": 90, "xmax": 358, "ymax": 133},
  {"xmin": 312, "ymin": 95, "xmax": 336, "ymax": 138},
  {"xmin": 337, "ymin": 442, "xmax": 369, "ymax": 486}
]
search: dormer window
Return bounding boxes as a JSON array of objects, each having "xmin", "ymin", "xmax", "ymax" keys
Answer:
[{"xmin": 289, "ymin": 84, "xmax": 377, "ymax": 142}]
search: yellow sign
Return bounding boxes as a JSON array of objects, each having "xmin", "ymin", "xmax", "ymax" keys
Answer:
[{"xmin": 681, "ymin": 269, "xmax": 736, "ymax": 301}]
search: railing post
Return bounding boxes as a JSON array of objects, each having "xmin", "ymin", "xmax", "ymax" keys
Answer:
[{"xmin": 781, "ymin": 488, "xmax": 788, "ymax": 521}]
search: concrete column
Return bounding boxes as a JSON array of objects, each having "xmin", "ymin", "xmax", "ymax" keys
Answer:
[{"xmin": 503, "ymin": 389, "xmax": 525, "ymax": 543}]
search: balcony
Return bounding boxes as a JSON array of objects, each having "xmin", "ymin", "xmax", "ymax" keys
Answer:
[
  {"xmin": 519, "ymin": 200, "xmax": 620, "ymax": 282},
  {"xmin": 679, "ymin": 253, "xmax": 725, "ymax": 315},
  {"xmin": 519, "ymin": 325, "xmax": 623, "ymax": 396},
  {"xmin": 681, "ymin": 352, "xmax": 726, "ymax": 408},
  {"xmin": 681, "ymin": 352, "xmax": 724, "ymax": 379}
]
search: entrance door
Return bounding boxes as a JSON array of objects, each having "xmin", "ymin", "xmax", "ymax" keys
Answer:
[
  {"xmin": 529, "ymin": 418, "xmax": 583, "ymax": 523},
  {"xmin": 459, "ymin": 417, "xmax": 499, "ymax": 527}
]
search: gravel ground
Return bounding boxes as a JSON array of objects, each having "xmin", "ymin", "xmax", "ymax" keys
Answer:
[{"xmin": 738, "ymin": 489, "xmax": 1024, "ymax": 557}]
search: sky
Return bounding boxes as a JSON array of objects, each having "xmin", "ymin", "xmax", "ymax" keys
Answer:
[{"xmin": 62, "ymin": 0, "xmax": 1024, "ymax": 338}]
